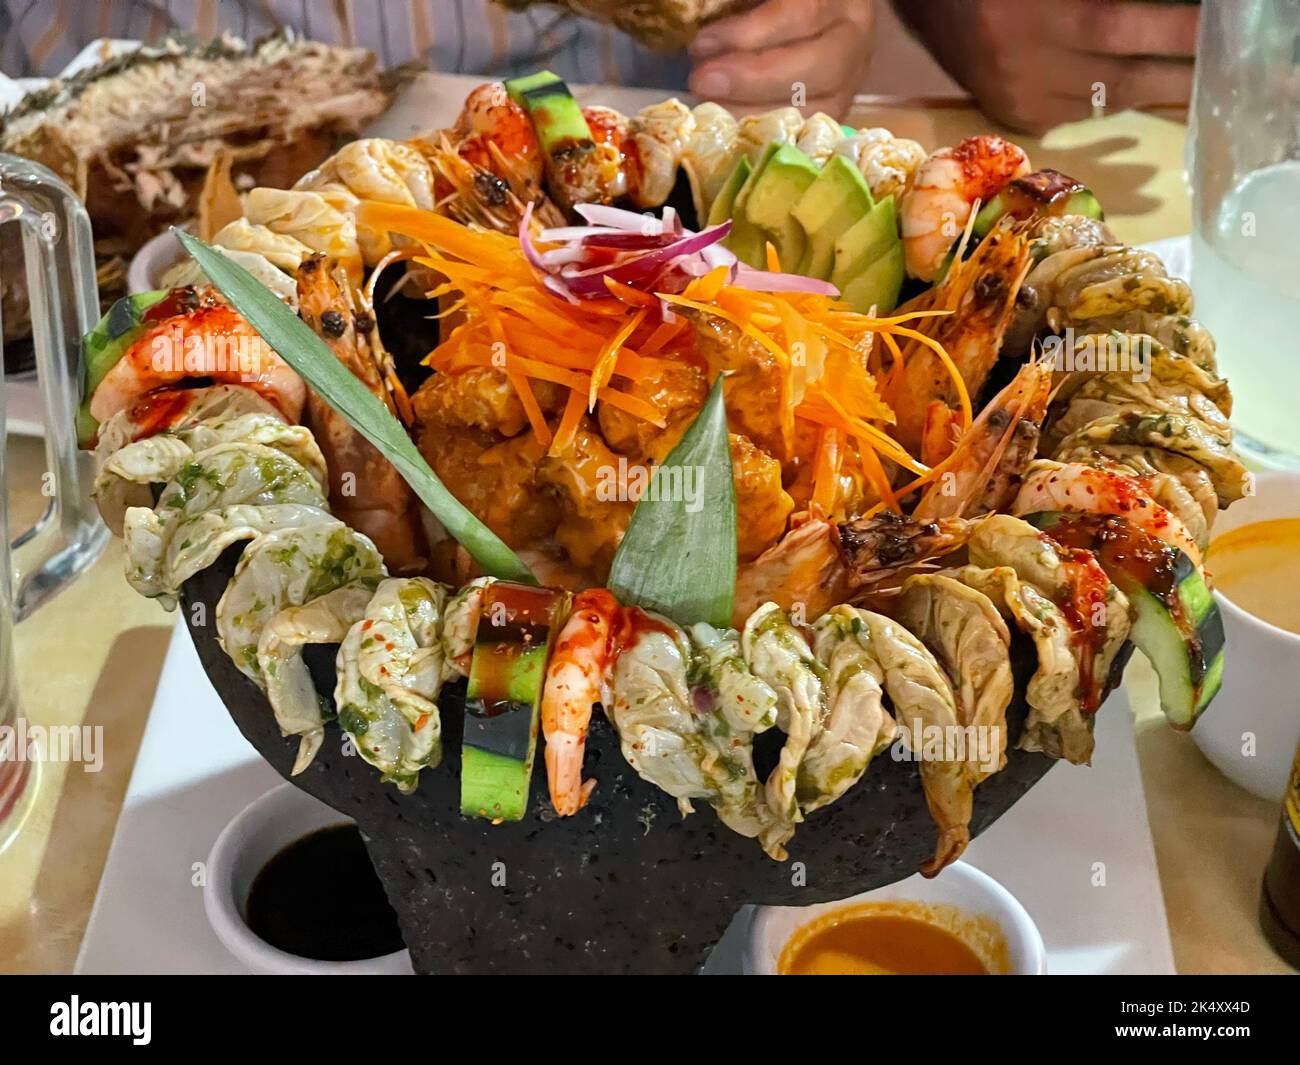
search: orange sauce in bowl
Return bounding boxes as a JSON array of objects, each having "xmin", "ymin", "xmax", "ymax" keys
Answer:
[
  {"xmin": 1206, "ymin": 518, "xmax": 1300, "ymax": 636},
  {"xmin": 776, "ymin": 900, "xmax": 1009, "ymax": 975}
]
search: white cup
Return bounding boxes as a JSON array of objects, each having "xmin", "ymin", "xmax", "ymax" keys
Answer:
[
  {"xmin": 204, "ymin": 782, "xmax": 413, "ymax": 974},
  {"xmin": 744, "ymin": 861, "xmax": 1045, "ymax": 975},
  {"xmin": 1193, "ymin": 470, "xmax": 1300, "ymax": 802}
]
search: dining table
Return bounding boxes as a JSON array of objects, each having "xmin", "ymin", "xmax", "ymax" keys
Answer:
[{"xmin": 0, "ymin": 71, "xmax": 1291, "ymax": 974}]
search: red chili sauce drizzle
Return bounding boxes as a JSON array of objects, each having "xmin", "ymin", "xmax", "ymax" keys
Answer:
[
  {"xmin": 1034, "ymin": 529, "xmax": 1117, "ymax": 713},
  {"xmin": 466, "ymin": 582, "xmax": 566, "ymax": 719},
  {"xmin": 1041, "ymin": 514, "xmax": 1193, "ymax": 707}
]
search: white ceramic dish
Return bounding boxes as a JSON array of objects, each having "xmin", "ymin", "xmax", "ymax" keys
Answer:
[
  {"xmin": 204, "ymin": 781, "xmax": 413, "ymax": 975},
  {"xmin": 1193, "ymin": 470, "xmax": 1300, "ymax": 802},
  {"xmin": 127, "ymin": 229, "xmax": 185, "ymax": 294},
  {"xmin": 745, "ymin": 860, "xmax": 1045, "ymax": 975}
]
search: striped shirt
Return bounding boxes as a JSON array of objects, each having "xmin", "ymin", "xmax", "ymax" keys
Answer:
[{"xmin": 0, "ymin": 0, "xmax": 693, "ymax": 89}]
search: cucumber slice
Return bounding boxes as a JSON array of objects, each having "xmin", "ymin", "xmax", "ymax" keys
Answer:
[
  {"xmin": 972, "ymin": 168, "xmax": 1104, "ymax": 239},
  {"xmin": 503, "ymin": 70, "xmax": 596, "ymax": 210},
  {"xmin": 1025, "ymin": 511, "xmax": 1224, "ymax": 728},
  {"xmin": 77, "ymin": 289, "xmax": 172, "ymax": 447},
  {"xmin": 460, "ymin": 582, "xmax": 569, "ymax": 821}
]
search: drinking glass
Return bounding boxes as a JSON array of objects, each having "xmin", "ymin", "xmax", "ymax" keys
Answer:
[
  {"xmin": 0, "ymin": 153, "xmax": 107, "ymax": 850},
  {"xmin": 1188, "ymin": 0, "xmax": 1300, "ymax": 467}
]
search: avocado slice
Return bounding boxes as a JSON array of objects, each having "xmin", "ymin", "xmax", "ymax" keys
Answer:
[
  {"xmin": 76, "ymin": 289, "xmax": 170, "ymax": 447},
  {"xmin": 792, "ymin": 155, "xmax": 875, "ymax": 280},
  {"xmin": 839, "ymin": 242, "xmax": 905, "ymax": 314},
  {"xmin": 725, "ymin": 142, "xmax": 781, "ymax": 268},
  {"xmin": 830, "ymin": 195, "xmax": 898, "ymax": 292},
  {"xmin": 971, "ymin": 168, "xmax": 1104, "ymax": 238},
  {"xmin": 742, "ymin": 144, "xmax": 819, "ymax": 272},
  {"xmin": 706, "ymin": 156, "xmax": 752, "ymax": 228}
]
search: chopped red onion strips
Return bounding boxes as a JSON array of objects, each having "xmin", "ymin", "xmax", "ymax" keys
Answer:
[{"xmin": 519, "ymin": 202, "xmax": 839, "ymax": 307}]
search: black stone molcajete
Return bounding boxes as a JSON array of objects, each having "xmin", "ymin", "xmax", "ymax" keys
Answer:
[{"xmin": 184, "ymin": 556, "xmax": 1058, "ymax": 974}]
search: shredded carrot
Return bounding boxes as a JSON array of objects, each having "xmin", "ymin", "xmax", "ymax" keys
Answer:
[
  {"xmin": 509, "ymin": 371, "xmax": 552, "ymax": 446},
  {"xmin": 596, "ymin": 386, "xmax": 665, "ymax": 426},
  {"xmin": 811, "ymin": 427, "xmax": 842, "ymax": 513},
  {"xmin": 639, "ymin": 318, "xmax": 685, "ymax": 355},
  {"xmin": 854, "ymin": 435, "xmax": 899, "ymax": 513},
  {"xmin": 589, "ymin": 308, "xmax": 647, "ymax": 410},
  {"xmin": 365, "ymin": 203, "xmax": 977, "ymax": 516},
  {"xmin": 765, "ymin": 242, "xmax": 782, "ymax": 274},
  {"xmin": 550, "ymin": 388, "xmax": 587, "ymax": 456},
  {"xmin": 603, "ymin": 275, "xmax": 660, "ymax": 309},
  {"xmin": 683, "ymin": 264, "xmax": 732, "ymax": 303}
]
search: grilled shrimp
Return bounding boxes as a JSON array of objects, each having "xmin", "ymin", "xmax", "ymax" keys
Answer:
[
  {"xmin": 837, "ymin": 512, "xmax": 977, "ymax": 592},
  {"xmin": 913, "ymin": 359, "xmax": 1053, "ymax": 521},
  {"xmin": 453, "ymin": 81, "xmax": 545, "ymax": 188},
  {"xmin": 888, "ymin": 219, "xmax": 1034, "ymax": 450},
  {"xmin": 900, "ymin": 136, "xmax": 1031, "ymax": 281},
  {"xmin": 629, "ymin": 98, "xmax": 695, "ymax": 208},
  {"xmin": 733, "ymin": 516, "xmax": 850, "ymax": 627},
  {"xmin": 1012, "ymin": 459, "xmax": 1204, "ymax": 566},
  {"xmin": 794, "ymin": 112, "xmax": 844, "ymax": 165},
  {"xmin": 681, "ymin": 102, "xmax": 741, "ymax": 217},
  {"xmin": 582, "ymin": 105, "xmax": 636, "ymax": 202},
  {"xmin": 833, "ymin": 127, "xmax": 927, "ymax": 202},
  {"xmin": 296, "ymin": 255, "xmax": 427, "ymax": 573},
  {"xmin": 89, "ymin": 294, "xmax": 306, "ymax": 427},
  {"xmin": 541, "ymin": 589, "xmax": 625, "ymax": 816},
  {"xmin": 737, "ymin": 106, "xmax": 804, "ymax": 164}
]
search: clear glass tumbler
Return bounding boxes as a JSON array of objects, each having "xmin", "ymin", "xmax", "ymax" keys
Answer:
[
  {"xmin": 0, "ymin": 153, "xmax": 108, "ymax": 851},
  {"xmin": 1188, "ymin": 0, "xmax": 1300, "ymax": 468}
]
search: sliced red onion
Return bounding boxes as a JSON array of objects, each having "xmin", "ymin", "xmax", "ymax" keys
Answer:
[
  {"xmin": 538, "ymin": 247, "xmax": 591, "ymax": 268},
  {"xmin": 734, "ymin": 264, "xmax": 840, "ymax": 296},
  {"xmin": 522, "ymin": 199, "xmax": 829, "ymax": 309},
  {"xmin": 574, "ymin": 203, "xmax": 665, "ymax": 233},
  {"xmin": 538, "ymin": 224, "xmax": 624, "ymax": 242}
]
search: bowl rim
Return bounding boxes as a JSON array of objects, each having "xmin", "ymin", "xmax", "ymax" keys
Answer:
[
  {"xmin": 1207, "ymin": 469, "xmax": 1300, "ymax": 647},
  {"xmin": 745, "ymin": 859, "xmax": 1045, "ymax": 975},
  {"xmin": 203, "ymin": 781, "xmax": 411, "ymax": 975}
]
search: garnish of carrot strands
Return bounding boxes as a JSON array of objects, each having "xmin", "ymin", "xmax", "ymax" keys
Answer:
[{"xmin": 358, "ymin": 202, "xmax": 968, "ymax": 518}]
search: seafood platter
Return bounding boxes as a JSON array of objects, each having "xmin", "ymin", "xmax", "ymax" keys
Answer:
[{"xmin": 80, "ymin": 74, "xmax": 1248, "ymax": 973}]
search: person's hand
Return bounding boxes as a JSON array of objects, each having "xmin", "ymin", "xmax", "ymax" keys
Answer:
[
  {"xmin": 687, "ymin": 0, "xmax": 877, "ymax": 119},
  {"xmin": 897, "ymin": 0, "xmax": 1199, "ymax": 134}
]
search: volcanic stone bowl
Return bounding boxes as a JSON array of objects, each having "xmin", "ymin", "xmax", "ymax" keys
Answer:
[{"xmin": 184, "ymin": 554, "xmax": 1066, "ymax": 974}]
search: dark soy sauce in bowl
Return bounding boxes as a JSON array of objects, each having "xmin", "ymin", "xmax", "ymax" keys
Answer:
[{"xmin": 245, "ymin": 824, "xmax": 405, "ymax": 961}]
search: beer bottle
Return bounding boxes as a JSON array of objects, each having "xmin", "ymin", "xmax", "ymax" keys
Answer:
[{"xmin": 1261, "ymin": 741, "xmax": 1300, "ymax": 969}]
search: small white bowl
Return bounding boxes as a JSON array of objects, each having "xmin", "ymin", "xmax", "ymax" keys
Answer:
[
  {"xmin": 1194, "ymin": 469, "xmax": 1300, "ymax": 802},
  {"xmin": 127, "ymin": 229, "xmax": 184, "ymax": 293},
  {"xmin": 204, "ymin": 782, "xmax": 413, "ymax": 974},
  {"xmin": 744, "ymin": 861, "xmax": 1045, "ymax": 975}
]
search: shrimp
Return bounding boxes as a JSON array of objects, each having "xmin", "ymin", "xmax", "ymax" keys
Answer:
[
  {"xmin": 913, "ymin": 359, "xmax": 1053, "ymax": 521},
  {"xmin": 887, "ymin": 219, "xmax": 1034, "ymax": 450},
  {"xmin": 541, "ymin": 589, "xmax": 626, "ymax": 815},
  {"xmin": 834, "ymin": 127, "xmax": 927, "ymax": 202},
  {"xmin": 295, "ymin": 255, "xmax": 427, "ymax": 573},
  {"xmin": 900, "ymin": 135, "xmax": 1031, "ymax": 281},
  {"xmin": 837, "ymin": 512, "xmax": 977, "ymax": 592},
  {"xmin": 582, "ymin": 105, "xmax": 635, "ymax": 203},
  {"xmin": 1012, "ymin": 459, "xmax": 1204, "ymax": 566},
  {"xmin": 629, "ymin": 98, "xmax": 694, "ymax": 208},
  {"xmin": 453, "ymin": 82, "xmax": 545, "ymax": 189},
  {"xmin": 89, "ymin": 291, "xmax": 307, "ymax": 427},
  {"xmin": 733, "ymin": 516, "xmax": 849, "ymax": 627}
]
